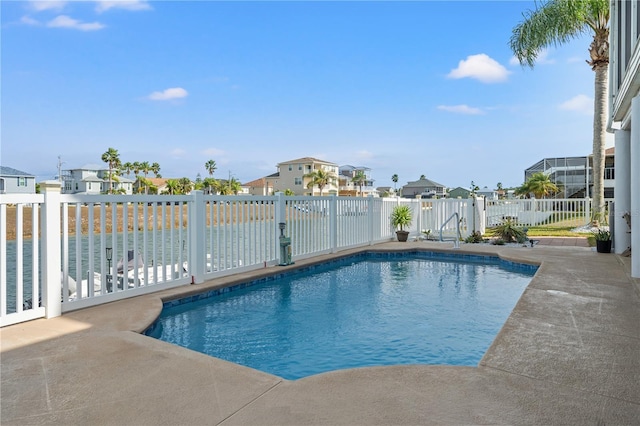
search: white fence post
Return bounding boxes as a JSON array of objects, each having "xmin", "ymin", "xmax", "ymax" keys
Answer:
[
  {"xmin": 368, "ymin": 196, "xmax": 375, "ymax": 245},
  {"xmin": 274, "ymin": 193, "xmax": 286, "ymax": 263},
  {"xmin": 330, "ymin": 195, "xmax": 338, "ymax": 253},
  {"xmin": 189, "ymin": 190, "xmax": 205, "ymax": 284},
  {"xmin": 41, "ymin": 181, "xmax": 62, "ymax": 319}
]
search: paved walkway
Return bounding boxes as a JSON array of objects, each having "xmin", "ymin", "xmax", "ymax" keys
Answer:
[
  {"xmin": 533, "ymin": 236, "xmax": 591, "ymax": 247},
  {"xmin": 2, "ymin": 242, "xmax": 639, "ymax": 425}
]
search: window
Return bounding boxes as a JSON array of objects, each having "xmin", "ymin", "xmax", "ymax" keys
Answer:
[
  {"xmin": 288, "ymin": 165, "xmax": 292, "ymax": 171},
  {"xmin": 294, "ymin": 177, "xmax": 302, "ymax": 185},
  {"xmin": 18, "ymin": 177, "xmax": 27, "ymax": 187}
]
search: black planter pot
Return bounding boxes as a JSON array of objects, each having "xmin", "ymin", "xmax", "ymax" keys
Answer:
[
  {"xmin": 396, "ymin": 230, "xmax": 410, "ymax": 242},
  {"xmin": 596, "ymin": 239, "xmax": 612, "ymax": 253}
]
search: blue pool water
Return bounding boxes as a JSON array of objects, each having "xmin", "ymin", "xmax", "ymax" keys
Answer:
[{"xmin": 147, "ymin": 252, "xmax": 536, "ymax": 380}]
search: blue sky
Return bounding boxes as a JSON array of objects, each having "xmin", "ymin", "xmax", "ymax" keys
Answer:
[{"xmin": 1, "ymin": 0, "xmax": 611, "ymax": 190}]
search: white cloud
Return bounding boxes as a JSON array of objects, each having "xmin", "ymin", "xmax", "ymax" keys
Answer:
[
  {"xmin": 437, "ymin": 105, "xmax": 485, "ymax": 115},
  {"xmin": 21, "ymin": 15, "xmax": 41, "ymax": 26},
  {"xmin": 147, "ymin": 87, "xmax": 188, "ymax": 101},
  {"xmin": 95, "ymin": 1, "xmax": 152, "ymax": 13},
  {"xmin": 202, "ymin": 148, "xmax": 225, "ymax": 157},
  {"xmin": 170, "ymin": 148, "xmax": 186, "ymax": 158},
  {"xmin": 29, "ymin": 1, "xmax": 67, "ymax": 12},
  {"xmin": 447, "ymin": 53, "xmax": 510, "ymax": 83},
  {"xmin": 558, "ymin": 94, "xmax": 592, "ymax": 115},
  {"xmin": 47, "ymin": 15, "xmax": 105, "ymax": 31},
  {"xmin": 354, "ymin": 150, "xmax": 374, "ymax": 161}
]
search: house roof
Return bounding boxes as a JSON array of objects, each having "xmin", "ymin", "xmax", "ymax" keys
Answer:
[
  {"xmin": 243, "ymin": 177, "xmax": 269, "ymax": 187},
  {"xmin": 277, "ymin": 157, "xmax": 337, "ymax": 166},
  {"xmin": 81, "ymin": 176, "xmax": 104, "ymax": 183},
  {"xmin": 404, "ymin": 178, "xmax": 446, "ymax": 188},
  {"xmin": 265, "ymin": 172, "xmax": 280, "ymax": 178},
  {"xmin": 0, "ymin": 166, "xmax": 34, "ymax": 177}
]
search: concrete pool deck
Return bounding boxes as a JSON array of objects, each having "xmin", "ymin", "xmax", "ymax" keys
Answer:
[{"xmin": 2, "ymin": 242, "xmax": 640, "ymax": 425}]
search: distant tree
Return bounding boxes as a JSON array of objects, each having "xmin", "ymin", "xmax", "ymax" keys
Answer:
[
  {"xmin": 470, "ymin": 181, "xmax": 480, "ymax": 195},
  {"xmin": 195, "ymin": 173, "xmax": 202, "ymax": 184},
  {"xmin": 201, "ymin": 177, "xmax": 217, "ymax": 194},
  {"xmin": 133, "ymin": 161, "xmax": 141, "ymax": 177},
  {"xmin": 510, "ymin": 0, "xmax": 609, "ymax": 220},
  {"xmin": 516, "ymin": 173, "xmax": 558, "ymax": 199},
  {"xmin": 164, "ymin": 179, "xmax": 179, "ymax": 195},
  {"xmin": 227, "ymin": 177, "xmax": 242, "ymax": 195},
  {"xmin": 205, "ymin": 160, "xmax": 217, "ymax": 177},
  {"xmin": 177, "ymin": 177, "xmax": 193, "ymax": 195},
  {"xmin": 101, "ymin": 147, "xmax": 121, "ymax": 194},
  {"xmin": 496, "ymin": 182, "xmax": 503, "ymax": 191},
  {"xmin": 138, "ymin": 161, "xmax": 151, "ymax": 194},
  {"xmin": 304, "ymin": 169, "xmax": 337, "ymax": 196},
  {"xmin": 151, "ymin": 162, "xmax": 161, "ymax": 178},
  {"xmin": 352, "ymin": 170, "xmax": 367, "ymax": 197},
  {"xmin": 419, "ymin": 174, "xmax": 426, "ymax": 180},
  {"xmin": 284, "ymin": 188, "xmax": 295, "ymax": 196},
  {"xmin": 121, "ymin": 162, "xmax": 133, "ymax": 176}
]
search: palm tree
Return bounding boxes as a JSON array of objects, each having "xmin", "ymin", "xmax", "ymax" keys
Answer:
[
  {"xmin": 227, "ymin": 177, "xmax": 242, "ymax": 195},
  {"xmin": 121, "ymin": 162, "xmax": 133, "ymax": 177},
  {"xmin": 351, "ymin": 170, "xmax": 367, "ymax": 197},
  {"xmin": 419, "ymin": 174, "xmax": 426, "ymax": 180},
  {"xmin": 205, "ymin": 160, "xmax": 217, "ymax": 176},
  {"xmin": 164, "ymin": 179, "xmax": 179, "ymax": 195},
  {"xmin": 202, "ymin": 177, "xmax": 217, "ymax": 194},
  {"xmin": 139, "ymin": 161, "xmax": 151, "ymax": 194},
  {"xmin": 304, "ymin": 168, "xmax": 336, "ymax": 196},
  {"xmin": 516, "ymin": 172, "xmax": 559, "ymax": 199},
  {"xmin": 101, "ymin": 147, "xmax": 121, "ymax": 194},
  {"xmin": 177, "ymin": 177, "xmax": 193, "ymax": 195},
  {"xmin": 204, "ymin": 160, "xmax": 217, "ymax": 193},
  {"xmin": 391, "ymin": 174, "xmax": 398, "ymax": 195},
  {"xmin": 510, "ymin": 0, "xmax": 609, "ymax": 220},
  {"xmin": 151, "ymin": 162, "xmax": 161, "ymax": 178}
]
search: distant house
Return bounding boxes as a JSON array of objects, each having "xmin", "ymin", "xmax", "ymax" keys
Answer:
[
  {"xmin": 400, "ymin": 178, "xmax": 447, "ymax": 199},
  {"xmin": 338, "ymin": 165, "xmax": 376, "ymax": 197},
  {"xmin": 243, "ymin": 177, "xmax": 273, "ymax": 196},
  {"xmin": 61, "ymin": 164, "xmax": 133, "ymax": 194},
  {"xmin": 524, "ymin": 148, "xmax": 615, "ymax": 199},
  {"xmin": 448, "ymin": 187, "xmax": 471, "ymax": 199},
  {"xmin": 376, "ymin": 186, "xmax": 395, "ymax": 197},
  {"xmin": 266, "ymin": 157, "xmax": 339, "ymax": 196},
  {"xmin": 134, "ymin": 177, "xmax": 168, "ymax": 194},
  {"xmin": 0, "ymin": 166, "xmax": 36, "ymax": 194},
  {"xmin": 477, "ymin": 188, "xmax": 498, "ymax": 200}
]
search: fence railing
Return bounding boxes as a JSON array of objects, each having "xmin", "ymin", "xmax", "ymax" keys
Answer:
[{"xmin": 0, "ymin": 186, "xmax": 597, "ymax": 327}]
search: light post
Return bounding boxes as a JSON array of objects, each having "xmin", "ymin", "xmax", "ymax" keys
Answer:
[
  {"xmin": 106, "ymin": 246, "xmax": 113, "ymax": 292},
  {"xmin": 106, "ymin": 246, "xmax": 113, "ymax": 270}
]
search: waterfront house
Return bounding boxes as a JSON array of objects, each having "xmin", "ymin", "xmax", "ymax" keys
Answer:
[
  {"xmin": 400, "ymin": 178, "xmax": 447, "ymax": 199},
  {"xmin": 338, "ymin": 165, "xmax": 376, "ymax": 197},
  {"xmin": 524, "ymin": 148, "xmax": 615, "ymax": 199},
  {"xmin": 0, "ymin": 166, "xmax": 36, "ymax": 194},
  {"xmin": 266, "ymin": 157, "xmax": 339, "ymax": 196},
  {"xmin": 61, "ymin": 164, "xmax": 133, "ymax": 195},
  {"xmin": 448, "ymin": 187, "xmax": 471, "ymax": 199}
]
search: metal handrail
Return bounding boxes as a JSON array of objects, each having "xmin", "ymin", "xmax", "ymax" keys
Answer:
[{"xmin": 439, "ymin": 212, "xmax": 461, "ymax": 249}]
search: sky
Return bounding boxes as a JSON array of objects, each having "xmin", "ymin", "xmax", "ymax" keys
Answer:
[{"xmin": 1, "ymin": 0, "xmax": 613, "ymax": 190}]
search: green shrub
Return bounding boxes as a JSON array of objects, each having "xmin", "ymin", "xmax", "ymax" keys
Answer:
[
  {"xmin": 464, "ymin": 231, "xmax": 483, "ymax": 244},
  {"xmin": 490, "ymin": 218, "xmax": 527, "ymax": 243}
]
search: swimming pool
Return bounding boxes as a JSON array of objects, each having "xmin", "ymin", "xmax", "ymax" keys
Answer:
[{"xmin": 146, "ymin": 252, "xmax": 537, "ymax": 380}]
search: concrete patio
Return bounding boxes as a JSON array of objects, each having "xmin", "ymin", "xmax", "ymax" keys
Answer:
[{"xmin": 2, "ymin": 241, "xmax": 639, "ymax": 425}]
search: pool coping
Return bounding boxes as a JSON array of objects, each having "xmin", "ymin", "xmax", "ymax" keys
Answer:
[{"xmin": 2, "ymin": 241, "xmax": 640, "ymax": 424}]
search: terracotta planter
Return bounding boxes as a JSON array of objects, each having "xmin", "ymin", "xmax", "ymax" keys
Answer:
[
  {"xmin": 396, "ymin": 230, "xmax": 410, "ymax": 242},
  {"xmin": 596, "ymin": 240, "xmax": 611, "ymax": 253}
]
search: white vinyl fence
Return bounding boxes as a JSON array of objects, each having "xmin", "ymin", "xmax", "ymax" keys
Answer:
[{"xmin": 0, "ymin": 185, "xmax": 596, "ymax": 327}]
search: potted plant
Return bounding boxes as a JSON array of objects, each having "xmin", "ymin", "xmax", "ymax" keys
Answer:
[
  {"xmin": 391, "ymin": 204, "xmax": 413, "ymax": 242},
  {"xmin": 592, "ymin": 228, "xmax": 611, "ymax": 253}
]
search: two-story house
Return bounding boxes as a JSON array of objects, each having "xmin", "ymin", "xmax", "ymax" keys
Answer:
[
  {"xmin": 0, "ymin": 166, "xmax": 36, "ymax": 194},
  {"xmin": 400, "ymin": 178, "xmax": 447, "ymax": 199},
  {"xmin": 524, "ymin": 148, "xmax": 615, "ymax": 199},
  {"xmin": 266, "ymin": 157, "xmax": 339, "ymax": 196},
  {"xmin": 61, "ymin": 164, "xmax": 134, "ymax": 195}
]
